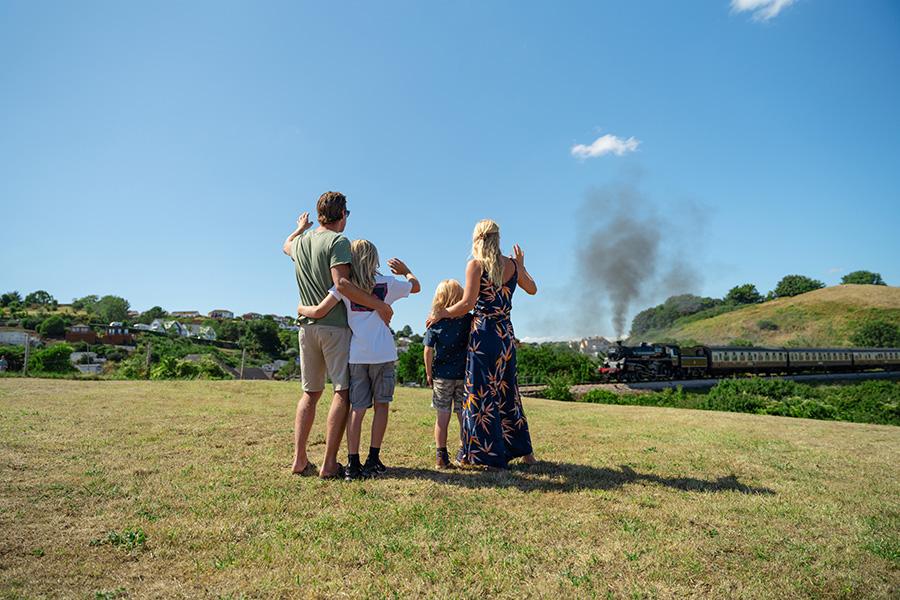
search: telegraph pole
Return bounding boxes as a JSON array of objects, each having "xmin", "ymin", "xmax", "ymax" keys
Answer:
[
  {"xmin": 145, "ymin": 342, "xmax": 152, "ymax": 378},
  {"xmin": 239, "ymin": 347, "xmax": 246, "ymax": 380},
  {"xmin": 22, "ymin": 336, "xmax": 30, "ymax": 376}
]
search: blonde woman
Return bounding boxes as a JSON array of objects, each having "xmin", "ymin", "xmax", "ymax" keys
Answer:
[
  {"xmin": 428, "ymin": 219, "xmax": 538, "ymax": 468},
  {"xmin": 298, "ymin": 240, "xmax": 420, "ymax": 481},
  {"xmin": 423, "ymin": 280, "xmax": 473, "ymax": 469}
]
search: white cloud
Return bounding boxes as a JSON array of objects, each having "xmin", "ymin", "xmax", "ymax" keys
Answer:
[
  {"xmin": 571, "ymin": 134, "xmax": 640, "ymax": 159},
  {"xmin": 731, "ymin": 0, "xmax": 797, "ymax": 21}
]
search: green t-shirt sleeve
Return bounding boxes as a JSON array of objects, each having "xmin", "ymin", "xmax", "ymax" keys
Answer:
[{"xmin": 331, "ymin": 235, "xmax": 351, "ymax": 268}]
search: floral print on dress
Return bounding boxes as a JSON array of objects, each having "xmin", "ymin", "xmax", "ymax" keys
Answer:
[{"xmin": 462, "ymin": 261, "xmax": 533, "ymax": 468}]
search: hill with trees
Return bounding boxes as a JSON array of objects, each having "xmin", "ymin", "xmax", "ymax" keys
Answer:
[{"xmin": 630, "ymin": 284, "xmax": 900, "ymax": 347}]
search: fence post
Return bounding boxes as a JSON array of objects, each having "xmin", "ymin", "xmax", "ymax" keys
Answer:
[{"xmin": 240, "ymin": 347, "xmax": 246, "ymax": 380}]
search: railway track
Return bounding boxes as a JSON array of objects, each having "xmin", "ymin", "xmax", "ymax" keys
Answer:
[{"xmin": 520, "ymin": 370, "xmax": 900, "ymax": 397}]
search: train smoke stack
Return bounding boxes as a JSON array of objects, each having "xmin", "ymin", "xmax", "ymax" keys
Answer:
[{"xmin": 577, "ymin": 178, "xmax": 702, "ymax": 338}]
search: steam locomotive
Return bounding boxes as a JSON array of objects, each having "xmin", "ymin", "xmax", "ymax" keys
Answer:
[{"xmin": 599, "ymin": 342, "xmax": 900, "ymax": 382}]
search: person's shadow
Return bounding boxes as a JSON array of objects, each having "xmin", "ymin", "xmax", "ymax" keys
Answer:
[{"xmin": 386, "ymin": 462, "xmax": 775, "ymax": 495}]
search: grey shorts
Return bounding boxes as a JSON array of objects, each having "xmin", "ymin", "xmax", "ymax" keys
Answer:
[
  {"xmin": 432, "ymin": 378, "xmax": 466, "ymax": 413},
  {"xmin": 299, "ymin": 324, "xmax": 351, "ymax": 392},
  {"xmin": 349, "ymin": 362, "xmax": 396, "ymax": 410}
]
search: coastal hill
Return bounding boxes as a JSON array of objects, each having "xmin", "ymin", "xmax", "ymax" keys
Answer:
[{"xmin": 636, "ymin": 284, "xmax": 900, "ymax": 347}]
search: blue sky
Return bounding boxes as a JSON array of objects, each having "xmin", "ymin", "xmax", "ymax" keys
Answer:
[{"xmin": 2, "ymin": 1, "xmax": 899, "ymax": 339}]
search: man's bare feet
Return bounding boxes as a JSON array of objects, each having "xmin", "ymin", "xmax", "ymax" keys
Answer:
[
  {"xmin": 292, "ymin": 459, "xmax": 317, "ymax": 476},
  {"xmin": 319, "ymin": 462, "xmax": 345, "ymax": 479}
]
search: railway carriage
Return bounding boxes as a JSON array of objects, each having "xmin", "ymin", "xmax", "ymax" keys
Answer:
[
  {"xmin": 708, "ymin": 347, "xmax": 788, "ymax": 375},
  {"xmin": 787, "ymin": 348, "xmax": 853, "ymax": 372}
]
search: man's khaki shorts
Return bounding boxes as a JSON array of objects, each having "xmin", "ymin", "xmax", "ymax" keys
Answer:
[
  {"xmin": 299, "ymin": 324, "xmax": 351, "ymax": 392},
  {"xmin": 432, "ymin": 378, "xmax": 466, "ymax": 413}
]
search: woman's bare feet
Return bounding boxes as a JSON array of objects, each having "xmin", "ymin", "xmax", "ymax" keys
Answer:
[{"xmin": 521, "ymin": 453, "xmax": 537, "ymax": 465}]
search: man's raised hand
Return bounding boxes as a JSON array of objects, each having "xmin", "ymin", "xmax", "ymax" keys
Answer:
[{"xmin": 296, "ymin": 212, "xmax": 312, "ymax": 231}]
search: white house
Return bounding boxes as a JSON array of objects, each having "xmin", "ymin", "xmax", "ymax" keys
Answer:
[
  {"xmin": 208, "ymin": 309, "xmax": 234, "ymax": 320},
  {"xmin": 0, "ymin": 328, "xmax": 41, "ymax": 347}
]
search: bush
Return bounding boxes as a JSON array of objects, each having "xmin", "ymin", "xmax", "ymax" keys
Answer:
[
  {"xmin": 0, "ymin": 345, "xmax": 25, "ymax": 371},
  {"xmin": 630, "ymin": 294, "xmax": 722, "ymax": 336},
  {"xmin": 851, "ymin": 320, "xmax": 900, "ymax": 348},
  {"xmin": 725, "ymin": 284, "xmax": 763, "ymax": 305},
  {"xmin": 542, "ymin": 374, "xmax": 574, "ymax": 401},
  {"xmin": 517, "ymin": 343, "xmax": 597, "ymax": 383},
  {"xmin": 396, "ymin": 343, "xmax": 426, "ymax": 384},
  {"xmin": 37, "ymin": 315, "xmax": 66, "ymax": 337},
  {"xmin": 772, "ymin": 275, "xmax": 825, "ymax": 298},
  {"xmin": 29, "ymin": 344, "xmax": 76, "ymax": 374},
  {"xmin": 757, "ymin": 320, "xmax": 779, "ymax": 331},
  {"xmin": 841, "ymin": 270, "xmax": 886, "ymax": 286},
  {"xmin": 579, "ymin": 389, "xmax": 621, "ymax": 404}
]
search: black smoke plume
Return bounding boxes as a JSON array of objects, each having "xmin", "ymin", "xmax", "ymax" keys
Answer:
[{"xmin": 575, "ymin": 178, "xmax": 704, "ymax": 338}]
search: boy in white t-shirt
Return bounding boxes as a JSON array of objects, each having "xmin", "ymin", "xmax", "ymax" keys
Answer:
[{"xmin": 298, "ymin": 239, "xmax": 420, "ymax": 481}]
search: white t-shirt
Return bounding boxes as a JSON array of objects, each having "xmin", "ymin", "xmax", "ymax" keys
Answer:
[{"xmin": 329, "ymin": 274, "xmax": 413, "ymax": 365}]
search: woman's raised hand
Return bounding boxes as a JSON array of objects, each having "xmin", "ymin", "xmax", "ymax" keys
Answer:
[{"xmin": 512, "ymin": 244, "xmax": 525, "ymax": 266}]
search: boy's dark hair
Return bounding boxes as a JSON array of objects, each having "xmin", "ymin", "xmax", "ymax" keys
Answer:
[{"xmin": 317, "ymin": 191, "xmax": 347, "ymax": 225}]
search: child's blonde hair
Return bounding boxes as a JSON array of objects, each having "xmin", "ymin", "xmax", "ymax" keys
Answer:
[
  {"xmin": 350, "ymin": 239, "xmax": 380, "ymax": 293},
  {"xmin": 472, "ymin": 219, "xmax": 504, "ymax": 288},
  {"xmin": 432, "ymin": 279, "xmax": 464, "ymax": 315}
]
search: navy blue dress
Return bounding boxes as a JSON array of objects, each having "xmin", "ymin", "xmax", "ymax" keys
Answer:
[{"xmin": 462, "ymin": 262, "xmax": 533, "ymax": 468}]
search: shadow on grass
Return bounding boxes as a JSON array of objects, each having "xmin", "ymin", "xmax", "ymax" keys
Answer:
[{"xmin": 386, "ymin": 463, "xmax": 775, "ymax": 495}]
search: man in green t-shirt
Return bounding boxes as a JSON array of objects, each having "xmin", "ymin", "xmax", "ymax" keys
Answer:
[{"xmin": 282, "ymin": 191, "xmax": 392, "ymax": 479}]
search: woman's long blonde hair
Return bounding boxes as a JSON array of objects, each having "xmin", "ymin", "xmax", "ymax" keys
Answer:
[
  {"xmin": 350, "ymin": 239, "xmax": 380, "ymax": 293},
  {"xmin": 431, "ymin": 279, "xmax": 464, "ymax": 315},
  {"xmin": 472, "ymin": 219, "xmax": 504, "ymax": 288}
]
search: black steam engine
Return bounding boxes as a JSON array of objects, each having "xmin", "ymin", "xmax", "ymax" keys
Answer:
[{"xmin": 599, "ymin": 342, "xmax": 900, "ymax": 382}]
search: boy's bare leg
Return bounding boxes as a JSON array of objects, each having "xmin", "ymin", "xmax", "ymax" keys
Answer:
[
  {"xmin": 370, "ymin": 402, "xmax": 390, "ymax": 449},
  {"xmin": 320, "ymin": 389, "xmax": 350, "ymax": 477},
  {"xmin": 434, "ymin": 410, "xmax": 452, "ymax": 448},
  {"xmin": 292, "ymin": 391, "xmax": 321, "ymax": 473},
  {"xmin": 346, "ymin": 406, "xmax": 367, "ymax": 456}
]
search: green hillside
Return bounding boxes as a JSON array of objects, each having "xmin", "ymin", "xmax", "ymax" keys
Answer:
[{"xmin": 637, "ymin": 284, "xmax": 900, "ymax": 347}]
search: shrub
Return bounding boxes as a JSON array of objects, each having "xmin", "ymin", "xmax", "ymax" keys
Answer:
[
  {"xmin": 851, "ymin": 320, "xmax": 900, "ymax": 348},
  {"xmin": 772, "ymin": 275, "xmax": 825, "ymax": 298},
  {"xmin": 29, "ymin": 344, "xmax": 76, "ymax": 374},
  {"xmin": 579, "ymin": 389, "xmax": 621, "ymax": 404},
  {"xmin": 0, "ymin": 345, "xmax": 25, "ymax": 371},
  {"xmin": 725, "ymin": 284, "xmax": 763, "ymax": 305},
  {"xmin": 542, "ymin": 374, "xmax": 574, "ymax": 401},
  {"xmin": 841, "ymin": 270, "xmax": 886, "ymax": 286},
  {"xmin": 38, "ymin": 315, "xmax": 66, "ymax": 337},
  {"xmin": 757, "ymin": 320, "xmax": 779, "ymax": 331}
]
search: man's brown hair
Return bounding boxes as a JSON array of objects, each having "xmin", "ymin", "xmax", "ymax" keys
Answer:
[{"xmin": 317, "ymin": 191, "xmax": 347, "ymax": 225}]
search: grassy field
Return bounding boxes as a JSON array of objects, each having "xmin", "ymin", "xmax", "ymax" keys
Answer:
[
  {"xmin": 1, "ymin": 380, "xmax": 898, "ymax": 599},
  {"xmin": 639, "ymin": 284, "xmax": 900, "ymax": 346}
]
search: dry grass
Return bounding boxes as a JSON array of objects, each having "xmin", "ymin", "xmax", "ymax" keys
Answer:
[
  {"xmin": 1, "ymin": 379, "xmax": 898, "ymax": 599},
  {"xmin": 656, "ymin": 285, "xmax": 900, "ymax": 346}
]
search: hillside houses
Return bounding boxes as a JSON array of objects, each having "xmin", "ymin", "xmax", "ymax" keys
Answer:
[
  {"xmin": 146, "ymin": 319, "xmax": 216, "ymax": 341},
  {"xmin": 208, "ymin": 309, "xmax": 234, "ymax": 320}
]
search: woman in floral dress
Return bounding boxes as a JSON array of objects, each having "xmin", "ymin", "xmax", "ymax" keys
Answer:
[{"xmin": 429, "ymin": 219, "xmax": 538, "ymax": 468}]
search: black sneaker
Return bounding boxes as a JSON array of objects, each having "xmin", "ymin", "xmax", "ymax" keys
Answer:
[
  {"xmin": 344, "ymin": 462, "xmax": 369, "ymax": 482},
  {"xmin": 363, "ymin": 456, "xmax": 387, "ymax": 475},
  {"xmin": 455, "ymin": 448, "xmax": 466, "ymax": 465}
]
